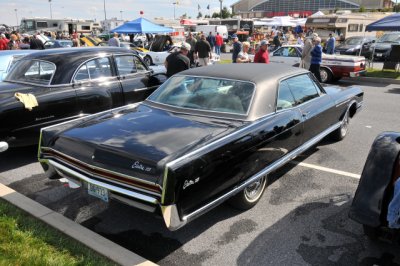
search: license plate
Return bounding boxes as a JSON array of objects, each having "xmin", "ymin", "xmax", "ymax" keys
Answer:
[
  {"xmin": 88, "ymin": 183, "xmax": 109, "ymax": 202},
  {"xmin": 376, "ymin": 53, "xmax": 382, "ymax": 57}
]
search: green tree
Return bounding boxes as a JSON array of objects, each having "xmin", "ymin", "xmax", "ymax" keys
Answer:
[
  {"xmin": 211, "ymin": 6, "xmax": 232, "ymax": 18},
  {"xmin": 197, "ymin": 12, "xmax": 203, "ymax": 19},
  {"xmin": 359, "ymin": 6, "xmax": 365, "ymax": 12}
]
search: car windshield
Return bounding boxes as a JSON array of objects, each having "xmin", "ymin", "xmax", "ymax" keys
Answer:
[
  {"xmin": 344, "ymin": 38, "xmax": 363, "ymax": 45},
  {"xmin": 378, "ymin": 34, "xmax": 400, "ymax": 43},
  {"xmin": 5, "ymin": 59, "xmax": 56, "ymax": 85},
  {"xmin": 148, "ymin": 76, "xmax": 255, "ymax": 115}
]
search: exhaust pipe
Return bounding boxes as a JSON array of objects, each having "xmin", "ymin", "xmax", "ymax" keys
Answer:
[{"xmin": 0, "ymin": 142, "xmax": 8, "ymax": 152}]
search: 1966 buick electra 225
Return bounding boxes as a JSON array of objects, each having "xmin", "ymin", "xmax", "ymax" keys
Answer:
[{"xmin": 39, "ymin": 64, "xmax": 363, "ymax": 230}]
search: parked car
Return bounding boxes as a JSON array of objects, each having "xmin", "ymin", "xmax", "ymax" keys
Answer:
[
  {"xmin": 146, "ymin": 45, "xmax": 220, "ymax": 66},
  {"xmin": 97, "ymin": 41, "xmax": 152, "ymax": 65},
  {"xmin": 368, "ymin": 32, "xmax": 400, "ymax": 61},
  {"xmin": 0, "ymin": 50, "xmax": 36, "ymax": 81},
  {"xmin": 0, "ymin": 47, "xmax": 166, "ymax": 152},
  {"xmin": 335, "ymin": 36, "xmax": 376, "ymax": 56},
  {"xmin": 255, "ymin": 45, "xmax": 366, "ymax": 83},
  {"xmin": 38, "ymin": 64, "xmax": 363, "ymax": 230},
  {"xmin": 349, "ymin": 132, "xmax": 400, "ymax": 241},
  {"xmin": 44, "ymin": 39, "xmax": 73, "ymax": 49}
]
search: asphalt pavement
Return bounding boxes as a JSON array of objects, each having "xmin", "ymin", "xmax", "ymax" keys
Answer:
[{"xmin": 1, "ymin": 77, "xmax": 400, "ymax": 265}]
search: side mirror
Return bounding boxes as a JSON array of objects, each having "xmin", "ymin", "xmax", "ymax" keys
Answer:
[{"xmin": 372, "ymin": 40, "xmax": 376, "ymax": 43}]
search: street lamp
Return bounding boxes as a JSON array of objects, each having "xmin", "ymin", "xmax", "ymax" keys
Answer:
[
  {"xmin": 120, "ymin": 10, "xmax": 123, "ymax": 20},
  {"xmin": 219, "ymin": 0, "xmax": 223, "ymax": 18},
  {"xmin": 49, "ymin": 0, "xmax": 53, "ymax": 19},
  {"xmin": 14, "ymin": 9, "xmax": 19, "ymax": 27},
  {"xmin": 173, "ymin": 2, "xmax": 178, "ymax": 20},
  {"xmin": 103, "ymin": 0, "xmax": 107, "ymax": 21}
]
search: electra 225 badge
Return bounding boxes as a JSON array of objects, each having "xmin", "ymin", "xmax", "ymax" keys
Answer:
[
  {"xmin": 183, "ymin": 177, "xmax": 200, "ymax": 190},
  {"xmin": 131, "ymin": 161, "xmax": 152, "ymax": 172}
]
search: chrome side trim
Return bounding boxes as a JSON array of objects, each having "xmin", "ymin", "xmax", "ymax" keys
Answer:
[
  {"xmin": 48, "ymin": 160, "xmax": 158, "ymax": 205},
  {"xmin": 162, "ymin": 121, "xmax": 342, "ymax": 230}
]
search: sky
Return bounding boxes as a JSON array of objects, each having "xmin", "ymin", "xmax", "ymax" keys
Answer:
[{"xmin": 0, "ymin": 0, "xmax": 237, "ymax": 26}]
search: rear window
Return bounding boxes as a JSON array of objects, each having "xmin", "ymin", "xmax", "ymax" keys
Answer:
[
  {"xmin": 5, "ymin": 59, "xmax": 56, "ymax": 85},
  {"xmin": 148, "ymin": 76, "xmax": 255, "ymax": 115}
]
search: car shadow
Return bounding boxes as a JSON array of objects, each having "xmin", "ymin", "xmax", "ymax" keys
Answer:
[
  {"xmin": 0, "ymin": 145, "xmax": 38, "ymax": 172},
  {"xmin": 386, "ymin": 88, "xmax": 400, "ymax": 94},
  {"xmin": 338, "ymin": 78, "xmax": 390, "ymax": 88},
  {"xmin": 236, "ymin": 199, "xmax": 400, "ymax": 265}
]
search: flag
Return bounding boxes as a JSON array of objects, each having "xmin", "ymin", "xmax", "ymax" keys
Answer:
[
  {"xmin": 198, "ymin": 4, "xmax": 200, "ymax": 10},
  {"xmin": 207, "ymin": 4, "xmax": 210, "ymax": 10}
]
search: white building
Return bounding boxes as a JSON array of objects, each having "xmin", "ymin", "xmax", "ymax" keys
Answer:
[{"xmin": 101, "ymin": 17, "xmax": 125, "ymax": 33}]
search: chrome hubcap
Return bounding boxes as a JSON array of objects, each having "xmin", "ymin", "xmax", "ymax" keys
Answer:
[
  {"xmin": 320, "ymin": 69, "xmax": 328, "ymax": 82},
  {"xmin": 244, "ymin": 177, "xmax": 266, "ymax": 202}
]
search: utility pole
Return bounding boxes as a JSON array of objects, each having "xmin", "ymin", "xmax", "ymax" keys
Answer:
[
  {"xmin": 173, "ymin": 2, "xmax": 177, "ymax": 20},
  {"xmin": 219, "ymin": 0, "xmax": 223, "ymax": 18},
  {"xmin": 14, "ymin": 9, "xmax": 19, "ymax": 27},
  {"xmin": 103, "ymin": 0, "xmax": 107, "ymax": 21},
  {"xmin": 49, "ymin": 0, "xmax": 53, "ymax": 19},
  {"xmin": 120, "ymin": 10, "xmax": 123, "ymax": 20}
]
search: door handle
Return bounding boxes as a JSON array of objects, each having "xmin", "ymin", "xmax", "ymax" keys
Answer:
[{"xmin": 302, "ymin": 111, "xmax": 310, "ymax": 117}]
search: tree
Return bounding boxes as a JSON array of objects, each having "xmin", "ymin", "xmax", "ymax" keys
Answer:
[
  {"xmin": 197, "ymin": 12, "xmax": 203, "ymax": 19},
  {"xmin": 211, "ymin": 6, "xmax": 232, "ymax": 18},
  {"xmin": 181, "ymin": 13, "xmax": 187, "ymax": 19},
  {"xmin": 204, "ymin": 14, "xmax": 210, "ymax": 18},
  {"xmin": 359, "ymin": 6, "xmax": 366, "ymax": 12}
]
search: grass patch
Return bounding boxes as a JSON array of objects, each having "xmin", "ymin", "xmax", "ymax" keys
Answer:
[
  {"xmin": 0, "ymin": 198, "xmax": 117, "ymax": 266},
  {"xmin": 218, "ymin": 59, "xmax": 232, "ymax": 64},
  {"xmin": 366, "ymin": 68, "xmax": 400, "ymax": 80}
]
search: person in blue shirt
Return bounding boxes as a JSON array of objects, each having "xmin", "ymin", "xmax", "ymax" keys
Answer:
[
  {"xmin": 326, "ymin": 33, "xmax": 335, "ymax": 54},
  {"xmin": 206, "ymin": 32, "xmax": 215, "ymax": 53},
  {"xmin": 232, "ymin": 34, "xmax": 242, "ymax": 63},
  {"xmin": 310, "ymin": 37, "xmax": 322, "ymax": 82}
]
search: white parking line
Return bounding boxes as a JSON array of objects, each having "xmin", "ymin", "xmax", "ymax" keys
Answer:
[{"xmin": 291, "ymin": 161, "xmax": 361, "ymax": 179}]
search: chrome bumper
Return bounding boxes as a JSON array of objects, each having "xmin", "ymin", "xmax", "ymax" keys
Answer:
[
  {"xmin": 349, "ymin": 70, "xmax": 366, "ymax": 77},
  {"xmin": 47, "ymin": 159, "xmax": 186, "ymax": 230}
]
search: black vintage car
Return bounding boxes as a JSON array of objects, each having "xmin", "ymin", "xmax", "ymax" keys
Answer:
[
  {"xmin": 349, "ymin": 132, "xmax": 400, "ymax": 240},
  {"xmin": 38, "ymin": 64, "xmax": 363, "ymax": 230},
  {"xmin": 0, "ymin": 47, "xmax": 166, "ymax": 152}
]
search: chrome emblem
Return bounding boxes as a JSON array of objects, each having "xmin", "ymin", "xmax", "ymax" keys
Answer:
[
  {"xmin": 183, "ymin": 177, "xmax": 200, "ymax": 190},
  {"xmin": 131, "ymin": 161, "xmax": 152, "ymax": 172}
]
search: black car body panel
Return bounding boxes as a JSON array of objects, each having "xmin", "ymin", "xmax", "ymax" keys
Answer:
[
  {"xmin": 335, "ymin": 36, "xmax": 375, "ymax": 56},
  {"xmin": 349, "ymin": 132, "xmax": 400, "ymax": 228},
  {"xmin": 39, "ymin": 64, "xmax": 363, "ymax": 230},
  {"xmin": 0, "ymin": 47, "xmax": 166, "ymax": 148}
]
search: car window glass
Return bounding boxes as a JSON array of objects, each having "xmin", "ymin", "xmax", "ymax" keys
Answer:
[
  {"xmin": 286, "ymin": 74, "xmax": 320, "ymax": 104},
  {"xmin": 148, "ymin": 76, "xmax": 255, "ymax": 115},
  {"xmin": 5, "ymin": 59, "xmax": 55, "ymax": 85},
  {"xmin": 277, "ymin": 81, "xmax": 296, "ymax": 110},
  {"xmin": 75, "ymin": 57, "xmax": 112, "ymax": 81},
  {"xmin": 273, "ymin": 47, "xmax": 286, "ymax": 57},
  {"xmin": 134, "ymin": 57, "xmax": 147, "ymax": 72},
  {"xmin": 115, "ymin": 55, "xmax": 136, "ymax": 75}
]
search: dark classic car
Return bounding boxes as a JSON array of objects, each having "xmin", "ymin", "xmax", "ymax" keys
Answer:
[
  {"xmin": 335, "ymin": 36, "xmax": 376, "ymax": 56},
  {"xmin": 38, "ymin": 64, "xmax": 363, "ymax": 230},
  {"xmin": 349, "ymin": 132, "xmax": 400, "ymax": 240},
  {"xmin": 0, "ymin": 47, "xmax": 165, "ymax": 152}
]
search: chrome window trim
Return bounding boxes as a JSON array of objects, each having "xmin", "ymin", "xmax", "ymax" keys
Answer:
[
  {"xmin": 147, "ymin": 74, "xmax": 257, "ymax": 117},
  {"xmin": 113, "ymin": 54, "xmax": 151, "ymax": 77},
  {"xmin": 5, "ymin": 59, "xmax": 56, "ymax": 86},
  {"xmin": 72, "ymin": 56, "xmax": 114, "ymax": 82}
]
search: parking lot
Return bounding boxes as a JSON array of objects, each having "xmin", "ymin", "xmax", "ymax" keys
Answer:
[{"xmin": 1, "ymin": 78, "xmax": 400, "ymax": 265}]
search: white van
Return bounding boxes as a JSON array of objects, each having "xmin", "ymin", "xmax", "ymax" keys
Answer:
[{"xmin": 195, "ymin": 25, "xmax": 228, "ymax": 41}]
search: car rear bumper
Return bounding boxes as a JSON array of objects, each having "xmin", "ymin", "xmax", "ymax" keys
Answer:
[{"xmin": 350, "ymin": 70, "xmax": 366, "ymax": 77}]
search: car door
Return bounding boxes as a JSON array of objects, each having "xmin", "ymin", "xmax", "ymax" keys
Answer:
[
  {"xmin": 285, "ymin": 74, "xmax": 337, "ymax": 143},
  {"xmin": 8, "ymin": 60, "xmax": 78, "ymax": 142},
  {"xmin": 114, "ymin": 54, "xmax": 155, "ymax": 104},
  {"xmin": 74, "ymin": 56, "xmax": 124, "ymax": 114},
  {"xmin": 270, "ymin": 46, "xmax": 301, "ymax": 66}
]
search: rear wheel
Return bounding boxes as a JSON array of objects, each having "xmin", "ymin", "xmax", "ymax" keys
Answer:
[
  {"xmin": 228, "ymin": 176, "xmax": 267, "ymax": 210},
  {"xmin": 320, "ymin": 67, "xmax": 333, "ymax": 83},
  {"xmin": 331, "ymin": 109, "xmax": 349, "ymax": 141},
  {"xmin": 144, "ymin": 55, "xmax": 153, "ymax": 66}
]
